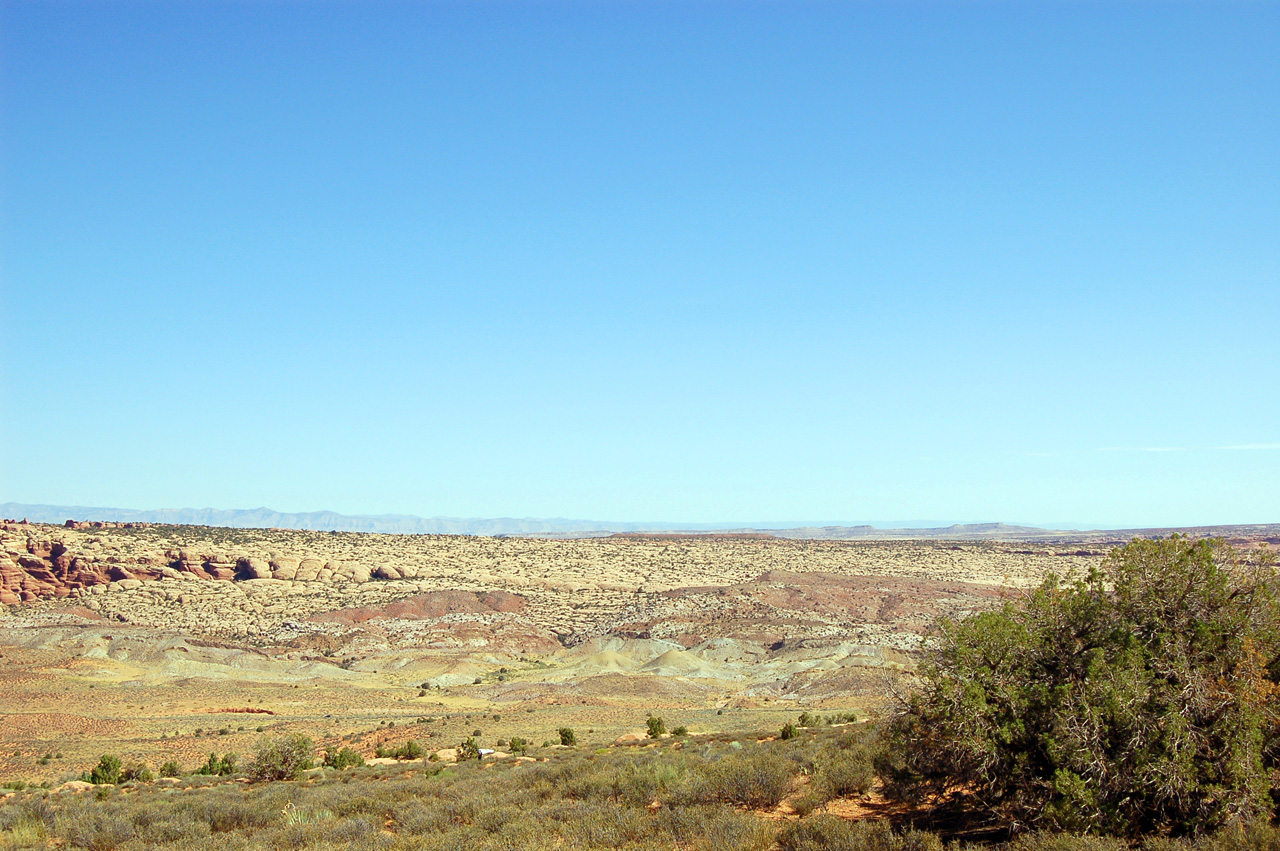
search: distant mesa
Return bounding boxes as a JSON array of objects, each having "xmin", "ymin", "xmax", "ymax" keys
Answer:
[{"xmin": 609, "ymin": 532, "xmax": 778, "ymax": 540}]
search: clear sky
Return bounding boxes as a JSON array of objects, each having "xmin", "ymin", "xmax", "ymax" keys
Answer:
[{"xmin": 2, "ymin": 1, "xmax": 1277, "ymax": 529}]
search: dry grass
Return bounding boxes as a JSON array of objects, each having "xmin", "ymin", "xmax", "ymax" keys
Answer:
[{"xmin": 0, "ymin": 728, "xmax": 849, "ymax": 851}]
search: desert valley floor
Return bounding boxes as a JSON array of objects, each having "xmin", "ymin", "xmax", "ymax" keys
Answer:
[{"xmin": 1, "ymin": 520, "xmax": 1270, "ymax": 784}]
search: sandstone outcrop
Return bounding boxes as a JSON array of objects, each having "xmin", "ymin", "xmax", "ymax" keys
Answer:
[
  {"xmin": 0, "ymin": 530, "xmax": 393, "ymax": 606},
  {"xmin": 270, "ymin": 557, "xmax": 300, "ymax": 580}
]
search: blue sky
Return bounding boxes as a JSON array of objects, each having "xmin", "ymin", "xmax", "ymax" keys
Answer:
[{"xmin": 2, "ymin": 1, "xmax": 1277, "ymax": 529}]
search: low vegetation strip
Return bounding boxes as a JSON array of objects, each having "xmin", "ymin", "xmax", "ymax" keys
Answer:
[
  {"xmin": 0, "ymin": 726, "xmax": 874, "ymax": 851},
  {"xmin": 7, "ymin": 725, "xmax": 1280, "ymax": 851}
]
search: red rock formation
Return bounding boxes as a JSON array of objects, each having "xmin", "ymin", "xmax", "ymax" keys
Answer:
[
  {"xmin": 0, "ymin": 541, "xmax": 167, "ymax": 603},
  {"xmin": 0, "ymin": 531, "xmax": 397, "ymax": 605}
]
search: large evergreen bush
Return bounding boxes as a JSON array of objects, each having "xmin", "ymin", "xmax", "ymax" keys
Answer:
[{"xmin": 884, "ymin": 537, "xmax": 1280, "ymax": 836}]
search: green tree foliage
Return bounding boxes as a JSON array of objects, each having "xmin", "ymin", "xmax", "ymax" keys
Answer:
[
  {"xmin": 883, "ymin": 537, "xmax": 1280, "ymax": 836},
  {"xmin": 323, "ymin": 747, "xmax": 364, "ymax": 769},
  {"xmin": 248, "ymin": 734, "xmax": 313, "ymax": 781},
  {"xmin": 82, "ymin": 754, "xmax": 122, "ymax": 785},
  {"xmin": 647, "ymin": 716, "xmax": 667, "ymax": 738},
  {"xmin": 457, "ymin": 737, "xmax": 481, "ymax": 761},
  {"xmin": 194, "ymin": 753, "xmax": 237, "ymax": 776},
  {"xmin": 558, "ymin": 727, "xmax": 576, "ymax": 746}
]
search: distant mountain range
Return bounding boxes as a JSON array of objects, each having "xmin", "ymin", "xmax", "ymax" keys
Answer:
[
  {"xmin": 2, "ymin": 502, "xmax": 1276, "ymax": 542},
  {"xmin": 1, "ymin": 502, "xmax": 1054, "ymax": 537},
  {"xmin": 1, "ymin": 503, "xmax": 653, "ymax": 536}
]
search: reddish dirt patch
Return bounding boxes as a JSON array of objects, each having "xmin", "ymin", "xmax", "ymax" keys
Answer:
[
  {"xmin": 569, "ymin": 673, "xmax": 712, "ymax": 703},
  {"xmin": 0, "ymin": 713, "xmax": 133, "ymax": 741},
  {"xmin": 207, "ymin": 707, "xmax": 276, "ymax": 715},
  {"xmin": 310, "ymin": 590, "xmax": 527, "ymax": 625}
]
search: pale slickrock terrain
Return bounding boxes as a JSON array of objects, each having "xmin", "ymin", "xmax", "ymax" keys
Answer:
[{"xmin": 0, "ymin": 520, "xmax": 1115, "ymax": 780}]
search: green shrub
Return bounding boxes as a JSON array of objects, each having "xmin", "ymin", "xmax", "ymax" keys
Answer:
[
  {"xmin": 158, "ymin": 760, "xmax": 182, "ymax": 778},
  {"xmin": 508, "ymin": 736, "xmax": 528, "ymax": 754},
  {"xmin": 375, "ymin": 740, "xmax": 423, "ymax": 760},
  {"xmin": 779, "ymin": 722, "xmax": 800, "ymax": 740},
  {"xmin": 194, "ymin": 752, "xmax": 237, "ymax": 776},
  {"xmin": 82, "ymin": 754, "xmax": 122, "ymax": 785},
  {"xmin": 323, "ymin": 747, "xmax": 365, "ymax": 769},
  {"xmin": 558, "ymin": 727, "xmax": 576, "ymax": 746},
  {"xmin": 647, "ymin": 716, "xmax": 667, "ymax": 738},
  {"xmin": 457, "ymin": 737, "xmax": 481, "ymax": 761},
  {"xmin": 672, "ymin": 725, "xmax": 688, "ymax": 737},
  {"xmin": 884, "ymin": 537, "xmax": 1280, "ymax": 836},
  {"xmin": 248, "ymin": 733, "xmax": 313, "ymax": 781}
]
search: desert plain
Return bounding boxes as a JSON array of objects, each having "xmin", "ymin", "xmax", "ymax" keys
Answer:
[{"xmin": 2, "ymin": 519, "xmax": 1274, "ymax": 785}]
